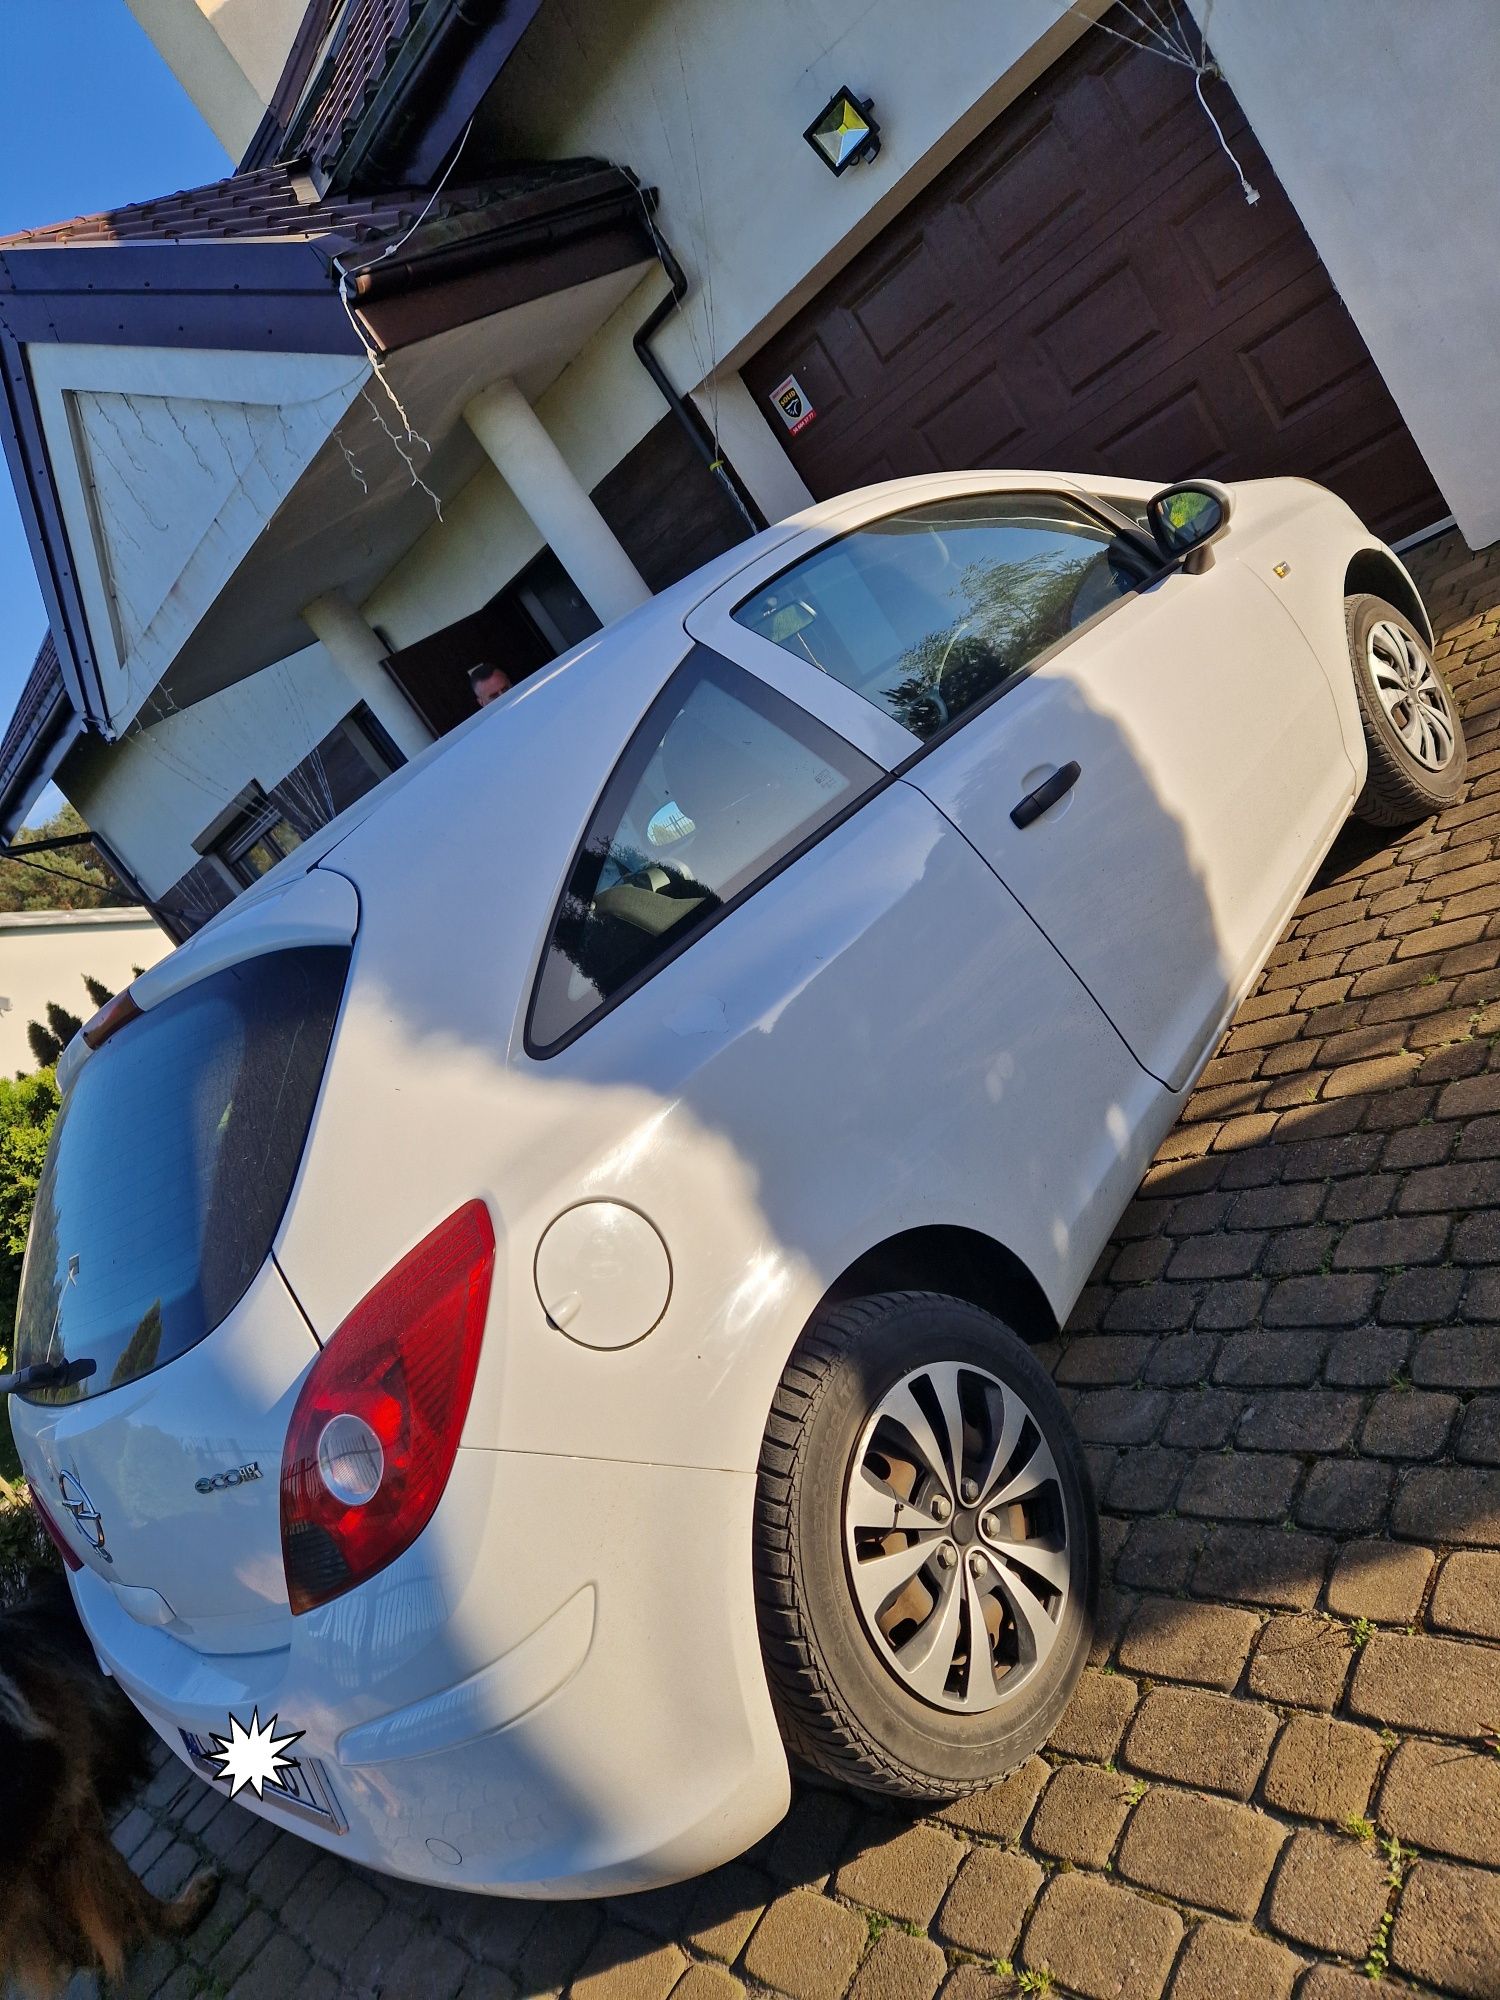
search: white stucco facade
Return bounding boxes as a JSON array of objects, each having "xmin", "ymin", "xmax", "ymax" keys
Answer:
[
  {"xmin": 0, "ymin": 909, "xmax": 170, "ymax": 1075},
  {"xmin": 124, "ymin": 0, "xmax": 304, "ymax": 154},
  {"xmin": 1189, "ymin": 0, "xmax": 1500, "ymax": 550}
]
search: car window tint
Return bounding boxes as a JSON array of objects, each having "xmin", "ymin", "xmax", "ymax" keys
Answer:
[
  {"xmin": 732, "ymin": 493, "xmax": 1155, "ymax": 740},
  {"xmin": 530, "ymin": 648, "xmax": 880, "ymax": 1050}
]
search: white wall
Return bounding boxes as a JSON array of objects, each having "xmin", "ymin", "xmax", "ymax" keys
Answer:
[
  {"xmin": 1191, "ymin": 0, "xmax": 1500, "ymax": 548},
  {"xmin": 123, "ymin": 0, "xmax": 292, "ymax": 155},
  {"xmin": 0, "ymin": 911, "xmax": 170, "ymax": 1075},
  {"xmin": 61, "ymin": 639, "xmax": 418, "ymax": 898},
  {"xmin": 486, "ymin": 0, "xmax": 1093, "ymax": 392}
]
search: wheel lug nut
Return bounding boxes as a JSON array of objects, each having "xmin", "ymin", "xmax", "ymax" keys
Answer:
[
  {"xmin": 960, "ymin": 1478, "xmax": 979, "ymax": 1503},
  {"xmin": 936, "ymin": 1543, "xmax": 956, "ymax": 1570},
  {"xmin": 980, "ymin": 1511, "xmax": 1000, "ymax": 1539},
  {"xmin": 968, "ymin": 1550, "xmax": 985, "ymax": 1575},
  {"xmin": 930, "ymin": 1495, "xmax": 952, "ymax": 1522}
]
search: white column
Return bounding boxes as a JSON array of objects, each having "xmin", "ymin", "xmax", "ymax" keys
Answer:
[
  {"xmin": 301, "ymin": 590, "xmax": 432, "ymax": 760},
  {"xmin": 464, "ymin": 378, "xmax": 651, "ymax": 624}
]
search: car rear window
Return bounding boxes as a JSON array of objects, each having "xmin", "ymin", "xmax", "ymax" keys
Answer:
[
  {"xmin": 14, "ymin": 947, "xmax": 348, "ymax": 1403},
  {"xmin": 528, "ymin": 647, "xmax": 880, "ymax": 1052}
]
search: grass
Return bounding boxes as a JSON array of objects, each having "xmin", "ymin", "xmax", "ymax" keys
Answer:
[{"xmin": 1350, "ymin": 1617, "xmax": 1376, "ymax": 1648}]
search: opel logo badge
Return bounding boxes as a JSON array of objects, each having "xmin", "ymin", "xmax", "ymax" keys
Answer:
[{"xmin": 57, "ymin": 1470, "xmax": 112, "ymax": 1563}]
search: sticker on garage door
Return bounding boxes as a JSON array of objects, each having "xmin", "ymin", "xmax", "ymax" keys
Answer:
[{"xmin": 770, "ymin": 375, "xmax": 816, "ymax": 435}]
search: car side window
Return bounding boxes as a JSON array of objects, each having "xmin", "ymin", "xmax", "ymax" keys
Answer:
[
  {"xmin": 732, "ymin": 493, "xmax": 1157, "ymax": 741},
  {"xmin": 528, "ymin": 647, "xmax": 881, "ymax": 1051}
]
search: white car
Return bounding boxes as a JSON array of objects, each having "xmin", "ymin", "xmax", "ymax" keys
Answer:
[{"xmin": 7, "ymin": 470, "xmax": 1463, "ymax": 1898}]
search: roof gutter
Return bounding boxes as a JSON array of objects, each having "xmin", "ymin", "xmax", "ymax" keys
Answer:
[{"xmin": 0, "ymin": 680, "xmax": 82, "ymax": 844}]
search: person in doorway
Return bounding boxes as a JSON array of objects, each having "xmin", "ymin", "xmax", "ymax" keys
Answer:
[{"xmin": 468, "ymin": 659, "xmax": 514, "ymax": 709}]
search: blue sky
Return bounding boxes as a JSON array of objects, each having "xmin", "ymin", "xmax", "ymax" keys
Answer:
[{"xmin": 0, "ymin": 2, "xmax": 230, "ymax": 772}]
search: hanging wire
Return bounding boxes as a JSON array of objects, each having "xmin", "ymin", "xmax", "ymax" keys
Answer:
[{"xmin": 1067, "ymin": 2, "xmax": 1260, "ymax": 204}]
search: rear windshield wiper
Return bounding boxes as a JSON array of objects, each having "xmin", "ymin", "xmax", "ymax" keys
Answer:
[{"xmin": 0, "ymin": 1357, "xmax": 97, "ymax": 1396}]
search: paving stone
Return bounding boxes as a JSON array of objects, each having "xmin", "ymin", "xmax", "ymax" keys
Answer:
[
  {"xmin": 1145, "ymin": 1333, "xmax": 1221, "ymax": 1384},
  {"xmin": 1163, "ymin": 1387, "xmax": 1244, "ymax": 1446},
  {"xmin": 1325, "ymin": 1539, "xmax": 1434, "ymax": 1623},
  {"xmin": 1104, "ymin": 1283, "xmax": 1198, "ymax": 1333},
  {"xmin": 743, "ymin": 1891, "xmax": 867, "ymax": 2000},
  {"xmin": 1022, "ymin": 1872, "xmax": 1183, "ymax": 2000},
  {"xmin": 1379, "ymin": 1737, "xmax": 1500, "ymax": 1867},
  {"xmin": 1262, "ymin": 1275, "xmax": 1378, "ymax": 1328},
  {"xmin": 1029, "ymin": 1762, "xmax": 1136, "ymax": 1866},
  {"xmin": 671, "ymin": 1968, "xmax": 743, "ymax": 2000},
  {"xmin": 1236, "ymin": 1390, "xmax": 1363, "ymax": 1453},
  {"xmin": 846, "ymin": 1929, "xmax": 946, "ymax": 2000},
  {"xmin": 1429, "ymin": 1549, "xmax": 1500, "ymax": 1640},
  {"xmin": 933, "ymin": 1755, "xmax": 1047, "ymax": 1843},
  {"xmin": 1124, "ymin": 1686, "xmax": 1278, "ymax": 1799},
  {"xmin": 1115, "ymin": 1516, "xmax": 1204, "ymax": 1591},
  {"xmin": 225, "ymin": 1932, "xmax": 314, "ymax": 2000},
  {"xmin": 1362, "ymin": 1386, "xmax": 1460, "ymax": 1458},
  {"xmin": 1247, "ymin": 1615, "xmax": 1352, "ymax": 1710},
  {"xmin": 516, "ymin": 1902, "xmax": 603, "ymax": 1994},
  {"xmin": 1391, "ymin": 1857, "xmax": 1500, "ymax": 1999},
  {"xmin": 571, "ymin": 1933, "xmax": 687, "ymax": 2000},
  {"xmin": 762, "ymin": 1789, "xmax": 857, "ymax": 1889},
  {"xmin": 1116, "ymin": 1596, "xmax": 1260, "ymax": 1689},
  {"xmin": 1261, "ymin": 1715, "xmax": 1384, "ymax": 1824},
  {"xmin": 1105, "ymin": 1446, "xmax": 1189, "ymax": 1513},
  {"xmin": 684, "ymin": 1864, "xmax": 769, "ymax": 1963},
  {"xmin": 1177, "ymin": 1450, "xmax": 1299, "ymax": 1521},
  {"xmin": 1350, "ymin": 1630, "xmax": 1500, "ymax": 1736},
  {"xmin": 1267, "ymin": 1828, "xmax": 1389, "ymax": 1956},
  {"xmin": 1213, "ymin": 1331, "xmax": 1332, "ymax": 1386},
  {"xmin": 1391, "ymin": 1463, "xmax": 1500, "ymax": 1544},
  {"xmin": 834, "ymin": 1824, "xmax": 965, "ymax": 1927},
  {"xmin": 1055, "ymin": 1335, "xmax": 1158, "ymax": 1385},
  {"xmin": 1458, "ymin": 1394, "xmax": 1500, "ymax": 1462},
  {"xmin": 1194, "ymin": 1281, "xmax": 1265, "ymax": 1331},
  {"xmin": 457, "ymin": 1966, "xmax": 520, "ymax": 2000},
  {"xmin": 1046, "ymin": 1667, "xmax": 1138, "ymax": 1762},
  {"xmin": 1411, "ymin": 1324, "xmax": 1500, "ymax": 1387},
  {"xmin": 1071, "ymin": 1386, "xmax": 1171, "ymax": 1445},
  {"xmin": 1192, "ymin": 1524, "xmax": 1335, "ymax": 1610},
  {"xmin": 448, "ymin": 1894, "xmax": 540, "ymax": 1971},
  {"xmin": 933, "ymin": 1969, "xmax": 1010, "ymax": 2000},
  {"xmin": 1295, "ymin": 1458, "xmax": 1393, "ymax": 1534},
  {"xmin": 1333, "ymin": 1214, "xmax": 1450, "ymax": 1267},
  {"xmin": 1118, "ymin": 1786, "xmax": 1285, "ymax": 1920},
  {"xmin": 1165, "ymin": 1918, "xmax": 1301, "ymax": 2000},
  {"xmin": 932, "ymin": 1847, "xmax": 1043, "ymax": 1960},
  {"xmin": 1285, "ymin": 1971, "xmax": 1420, "ymax": 2000},
  {"xmin": 1377, "ymin": 1267, "xmax": 1464, "ymax": 1325}
]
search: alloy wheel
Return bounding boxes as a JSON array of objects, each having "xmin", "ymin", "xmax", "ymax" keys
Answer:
[
  {"xmin": 842, "ymin": 1361, "xmax": 1070, "ymax": 1712},
  {"xmin": 1368, "ymin": 619, "xmax": 1456, "ymax": 771}
]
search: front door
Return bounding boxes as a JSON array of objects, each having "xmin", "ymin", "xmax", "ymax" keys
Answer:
[{"xmin": 719, "ymin": 485, "xmax": 1354, "ymax": 1089}]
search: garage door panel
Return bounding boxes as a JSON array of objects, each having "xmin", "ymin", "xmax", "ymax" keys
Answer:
[{"xmin": 745, "ymin": 8, "xmax": 1443, "ymax": 542}]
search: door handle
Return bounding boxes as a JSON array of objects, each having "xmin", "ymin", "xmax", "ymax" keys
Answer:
[{"xmin": 1010, "ymin": 760, "xmax": 1081, "ymax": 828}]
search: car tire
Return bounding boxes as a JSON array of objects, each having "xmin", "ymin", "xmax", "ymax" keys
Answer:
[
  {"xmin": 753, "ymin": 1291, "xmax": 1096, "ymax": 1802},
  {"xmin": 1346, "ymin": 593, "xmax": 1466, "ymax": 826}
]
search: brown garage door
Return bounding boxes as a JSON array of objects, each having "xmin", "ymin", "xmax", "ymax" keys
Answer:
[{"xmin": 745, "ymin": 19, "xmax": 1443, "ymax": 542}]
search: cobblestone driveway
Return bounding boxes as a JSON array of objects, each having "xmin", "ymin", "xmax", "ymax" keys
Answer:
[{"xmin": 91, "ymin": 531, "xmax": 1500, "ymax": 2000}]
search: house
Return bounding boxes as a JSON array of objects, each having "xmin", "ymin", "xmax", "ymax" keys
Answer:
[
  {"xmin": 0, "ymin": 908, "xmax": 169, "ymax": 1073},
  {"xmin": 1, "ymin": 0, "xmax": 1496, "ymax": 937}
]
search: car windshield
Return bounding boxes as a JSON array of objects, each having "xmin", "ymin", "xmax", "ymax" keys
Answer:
[{"xmin": 14, "ymin": 947, "xmax": 348, "ymax": 1403}]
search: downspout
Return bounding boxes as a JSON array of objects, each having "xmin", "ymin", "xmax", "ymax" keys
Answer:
[{"xmin": 627, "ymin": 180, "xmax": 767, "ymax": 535}]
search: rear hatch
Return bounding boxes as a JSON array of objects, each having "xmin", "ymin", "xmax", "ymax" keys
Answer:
[{"xmin": 10, "ymin": 937, "xmax": 348, "ymax": 1652}]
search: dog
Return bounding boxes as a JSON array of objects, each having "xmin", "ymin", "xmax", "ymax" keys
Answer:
[{"xmin": 0, "ymin": 1569, "xmax": 219, "ymax": 1997}]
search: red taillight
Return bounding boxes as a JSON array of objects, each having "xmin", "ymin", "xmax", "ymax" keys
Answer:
[
  {"xmin": 280, "ymin": 1201, "xmax": 495, "ymax": 1614},
  {"xmin": 32, "ymin": 1489, "xmax": 83, "ymax": 1571}
]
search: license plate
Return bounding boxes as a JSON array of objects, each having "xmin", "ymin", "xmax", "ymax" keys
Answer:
[{"xmin": 180, "ymin": 1729, "xmax": 345, "ymax": 1832}]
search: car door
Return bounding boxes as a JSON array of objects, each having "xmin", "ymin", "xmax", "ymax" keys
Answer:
[{"xmin": 707, "ymin": 484, "xmax": 1355, "ymax": 1090}]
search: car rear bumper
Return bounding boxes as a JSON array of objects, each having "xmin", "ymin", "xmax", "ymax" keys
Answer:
[{"xmin": 72, "ymin": 1449, "xmax": 790, "ymax": 1896}]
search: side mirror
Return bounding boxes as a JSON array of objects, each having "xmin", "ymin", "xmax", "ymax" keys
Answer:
[{"xmin": 1146, "ymin": 479, "xmax": 1233, "ymax": 562}]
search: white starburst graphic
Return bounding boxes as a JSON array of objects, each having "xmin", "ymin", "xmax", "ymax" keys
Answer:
[{"xmin": 208, "ymin": 1708, "xmax": 304, "ymax": 1799}]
